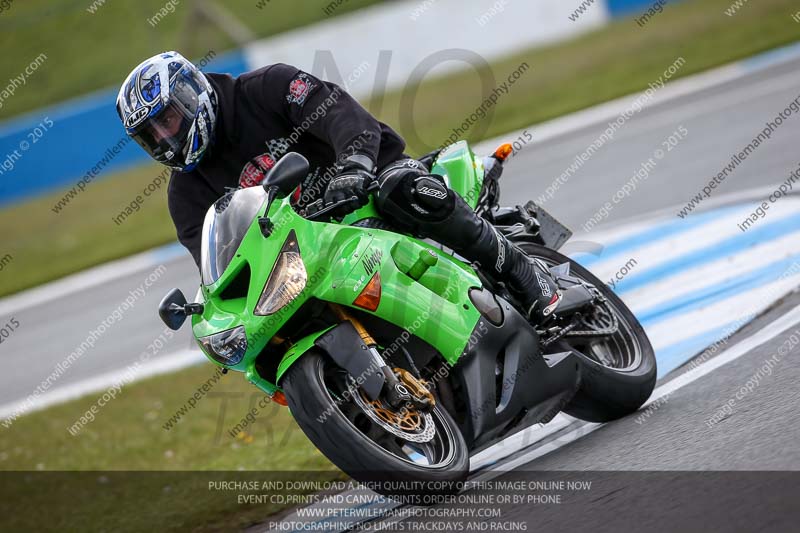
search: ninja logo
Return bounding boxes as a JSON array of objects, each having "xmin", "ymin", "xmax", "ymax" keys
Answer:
[
  {"xmin": 361, "ymin": 250, "xmax": 383, "ymax": 274},
  {"xmin": 362, "ymin": 248, "xmax": 383, "ymax": 274}
]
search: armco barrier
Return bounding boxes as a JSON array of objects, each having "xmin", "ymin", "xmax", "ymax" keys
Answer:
[{"xmin": 0, "ymin": 0, "xmax": 677, "ymax": 207}]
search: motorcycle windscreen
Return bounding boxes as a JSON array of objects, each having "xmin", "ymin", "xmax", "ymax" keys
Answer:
[{"xmin": 200, "ymin": 187, "xmax": 267, "ymax": 286}]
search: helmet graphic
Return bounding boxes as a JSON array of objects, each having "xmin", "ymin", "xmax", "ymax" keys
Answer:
[{"xmin": 116, "ymin": 51, "xmax": 217, "ymax": 172}]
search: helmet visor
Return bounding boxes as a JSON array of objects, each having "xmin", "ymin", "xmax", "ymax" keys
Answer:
[{"xmin": 129, "ymin": 76, "xmax": 202, "ymax": 167}]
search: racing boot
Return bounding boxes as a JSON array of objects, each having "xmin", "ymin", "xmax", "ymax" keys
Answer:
[
  {"xmin": 414, "ymin": 188, "xmax": 563, "ymax": 324},
  {"xmin": 466, "ymin": 221, "xmax": 563, "ymax": 324}
]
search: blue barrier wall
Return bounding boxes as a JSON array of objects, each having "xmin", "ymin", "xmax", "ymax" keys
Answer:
[
  {"xmin": 606, "ymin": 0, "xmax": 680, "ymax": 17},
  {"xmin": 0, "ymin": 50, "xmax": 248, "ymax": 207}
]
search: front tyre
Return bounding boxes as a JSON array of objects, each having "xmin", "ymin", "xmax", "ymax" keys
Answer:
[
  {"xmin": 281, "ymin": 350, "xmax": 469, "ymax": 498},
  {"xmin": 517, "ymin": 243, "xmax": 657, "ymax": 423}
]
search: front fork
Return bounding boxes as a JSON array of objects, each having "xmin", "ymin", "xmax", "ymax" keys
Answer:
[{"xmin": 329, "ymin": 304, "xmax": 432, "ymax": 411}]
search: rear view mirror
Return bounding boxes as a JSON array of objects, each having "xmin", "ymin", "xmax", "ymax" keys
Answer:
[
  {"xmin": 263, "ymin": 152, "xmax": 310, "ymax": 196},
  {"xmin": 158, "ymin": 288, "xmax": 203, "ymax": 331}
]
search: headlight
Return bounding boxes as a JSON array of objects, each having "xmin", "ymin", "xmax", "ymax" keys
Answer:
[
  {"xmin": 254, "ymin": 230, "xmax": 307, "ymax": 316},
  {"xmin": 198, "ymin": 326, "xmax": 248, "ymax": 365}
]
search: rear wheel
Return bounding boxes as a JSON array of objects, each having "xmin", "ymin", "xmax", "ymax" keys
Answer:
[
  {"xmin": 281, "ymin": 350, "xmax": 469, "ymax": 498},
  {"xmin": 517, "ymin": 243, "xmax": 657, "ymax": 422}
]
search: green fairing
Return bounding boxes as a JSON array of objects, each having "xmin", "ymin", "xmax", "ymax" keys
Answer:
[
  {"xmin": 433, "ymin": 141, "xmax": 485, "ymax": 209},
  {"xmin": 192, "ymin": 142, "xmax": 486, "ymax": 392},
  {"xmin": 274, "ymin": 325, "xmax": 334, "ymax": 384}
]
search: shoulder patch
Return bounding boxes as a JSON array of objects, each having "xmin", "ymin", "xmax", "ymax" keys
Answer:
[{"xmin": 286, "ymin": 72, "xmax": 317, "ymax": 106}]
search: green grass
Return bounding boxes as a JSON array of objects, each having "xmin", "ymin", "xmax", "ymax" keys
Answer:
[
  {"xmin": 0, "ymin": 363, "xmax": 340, "ymax": 531},
  {"xmin": 0, "ymin": 162, "xmax": 177, "ymax": 296},
  {"xmin": 0, "ymin": 362, "xmax": 328, "ymax": 469},
  {"xmin": 369, "ymin": 0, "xmax": 800, "ymax": 154},
  {"xmin": 0, "ymin": 0, "xmax": 382, "ymax": 120}
]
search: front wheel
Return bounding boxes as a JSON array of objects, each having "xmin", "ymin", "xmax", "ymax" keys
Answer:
[
  {"xmin": 517, "ymin": 243, "xmax": 657, "ymax": 423},
  {"xmin": 281, "ymin": 350, "xmax": 469, "ymax": 498}
]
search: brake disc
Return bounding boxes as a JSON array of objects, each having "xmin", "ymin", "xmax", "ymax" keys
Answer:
[{"xmin": 348, "ymin": 370, "xmax": 436, "ymax": 443}]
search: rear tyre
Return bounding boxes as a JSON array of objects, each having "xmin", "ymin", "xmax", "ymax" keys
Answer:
[
  {"xmin": 517, "ymin": 243, "xmax": 657, "ymax": 423},
  {"xmin": 282, "ymin": 350, "xmax": 469, "ymax": 499}
]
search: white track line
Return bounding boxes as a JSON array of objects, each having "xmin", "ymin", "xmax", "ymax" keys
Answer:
[
  {"xmin": 646, "ymin": 279, "xmax": 800, "ymax": 348},
  {"xmin": 0, "ymin": 244, "xmax": 183, "ymax": 317},
  {"xmin": 530, "ymin": 65, "xmax": 800, "ymax": 166},
  {"xmin": 572, "ymin": 186, "xmax": 800, "ymax": 240},
  {"xmin": 0, "ymin": 349, "xmax": 204, "ymax": 423},
  {"xmin": 473, "ymin": 42, "xmax": 800, "ymax": 153},
  {"xmin": 344, "ymin": 302, "xmax": 800, "ymax": 532},
  {"xmin": 477, "ymin": 232, "xmax": 800, "ymax": 467},
  {"xmin": 470, "ymin": 414, "xmax": 575, "ymax": 471},
  {"xmin": 476, "ymin": 302, "xmax": 800, "ymax": 475},
  {"xmin": 625, "ymin": 230, "xmax": 800, "ymax": 314},
  {"xmin": 586, "ymin": 200, "xmax": 800, "ymax": 280}
]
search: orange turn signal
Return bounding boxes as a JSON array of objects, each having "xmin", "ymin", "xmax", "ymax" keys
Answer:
[
  {"xmin": 271, "ymin": 391, "xmax": 288, "ymax": 406},
  {"xmin": 494, "ymin": 143, "xmax": 513, "ymax": 161},
  {"xmin": 353, "ymin": 272, "xmax": 382, "ymax": 312}
]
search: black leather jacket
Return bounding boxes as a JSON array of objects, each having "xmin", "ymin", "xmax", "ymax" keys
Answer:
[{"xmin": 167, "ymin": 64, "xmax": 406, "ymax": 266}]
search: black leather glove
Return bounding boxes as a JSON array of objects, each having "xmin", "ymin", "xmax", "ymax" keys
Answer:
[{"xmin": 323, "ymin": 154, "xmax": 376, "ymax": 215}]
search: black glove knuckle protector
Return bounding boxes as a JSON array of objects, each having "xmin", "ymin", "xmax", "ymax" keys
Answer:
[{"xmin": 323, "ymin": 154, "xmax": 377, "ymax": 216}]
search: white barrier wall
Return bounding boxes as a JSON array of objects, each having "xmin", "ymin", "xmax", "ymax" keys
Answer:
[{"xmin": 244, "ymin": 0, "xmax": 610, "ymax": 98}]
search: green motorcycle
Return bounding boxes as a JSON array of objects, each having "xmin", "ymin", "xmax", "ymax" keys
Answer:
[{"xmin": 159, "ymin": 141, "xmax": 656, "ymax": 493}]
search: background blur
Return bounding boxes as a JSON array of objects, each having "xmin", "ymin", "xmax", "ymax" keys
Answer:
[
  {"xmin": 1, "ymin": 0, "xmax": 798, "ymax": 297},
  {"xmin": 2, "ymin": 0, "xmax": 800, "ymax": 531}
]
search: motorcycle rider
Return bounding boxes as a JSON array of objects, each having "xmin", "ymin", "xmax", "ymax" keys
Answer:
[{"xmin": 116, "ymin": 51, "xmax": 563, "ymax": 322}]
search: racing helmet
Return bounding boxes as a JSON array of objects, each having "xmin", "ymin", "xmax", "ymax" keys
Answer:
[{"xmin": 116, "ymin": 51, "xmax": 217, "ymax": 172}]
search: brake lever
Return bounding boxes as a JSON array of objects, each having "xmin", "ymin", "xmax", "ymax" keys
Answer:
[{"xmin": 306, "ymin": 195, "xmax": 360, "ymax": 221}]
